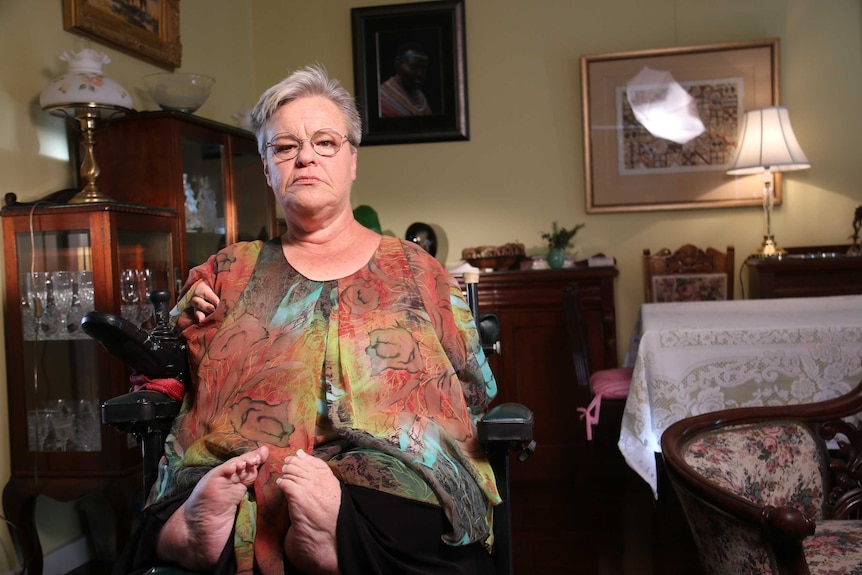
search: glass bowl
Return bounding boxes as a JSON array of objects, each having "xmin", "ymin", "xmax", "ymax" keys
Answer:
[{"xmin": 143, "ymin": 73, "xmax": 215, "ymax": 113}]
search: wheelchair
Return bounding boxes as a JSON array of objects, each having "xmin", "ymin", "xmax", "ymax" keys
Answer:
[{"xmin": 85, "ymin": 276, "xmax": 534, "ymax": 575}]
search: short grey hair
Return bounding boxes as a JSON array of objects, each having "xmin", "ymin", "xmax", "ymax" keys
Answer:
[{"xmin": 251, "ymin": 64, "xmax": 362, "ymax": 153}]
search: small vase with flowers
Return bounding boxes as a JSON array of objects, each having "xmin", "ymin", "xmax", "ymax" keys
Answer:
[{"xmin": 541, "ymin": 222, "xmax": 585, "ymax": 269}]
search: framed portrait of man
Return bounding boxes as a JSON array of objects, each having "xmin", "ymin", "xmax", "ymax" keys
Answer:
[{"xmin": 351, "ymin": 0, "xmax": 469, "ymax": 145}]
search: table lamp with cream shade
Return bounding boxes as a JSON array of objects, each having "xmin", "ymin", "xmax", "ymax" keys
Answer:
[
  {"xmin": 726, "ymin": 106, "xmax": 810, "ymax": 257},
  {"xmin": 39, "ymin": 48, "xmax": 133, "ymax": 204}
]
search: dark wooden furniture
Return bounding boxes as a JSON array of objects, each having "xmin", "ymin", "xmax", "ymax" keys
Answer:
[
  {"xmin": 746, "ymin": 244, "xmax": 862, "ymax": 298},
  {"xmin": 642, "ymin": 244, "xmax": 735, "ymax": 302},
  {"xmin": 1, "ymin": 203, "xmax": 178, "ymax": 574},
  {"xmin": 562, "ymin": 283, "xmax": 632, "ymax": 441},
  {"xmin": 93, "ymin": 110, "xmax": 279, "ymax": 286},
  {"xmin": 472, "ymin": 266, "xmax": 618, "ymax": 481}
]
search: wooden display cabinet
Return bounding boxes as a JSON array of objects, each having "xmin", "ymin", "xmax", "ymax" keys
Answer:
[
  {"xmin": 746, "ymin": 244, "xmax": 862, "ymax": 298},
  {"xmin": 93, "ymin": 110, "xmax": 279, "ymax": 287},
  {"xmin": 1, "ymin": 203, "xmax": 178, "ymax": 574}
]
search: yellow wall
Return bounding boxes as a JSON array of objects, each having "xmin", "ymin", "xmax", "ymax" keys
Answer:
[
  {"xmin": 250, "ymin": 0, "xmax": 862, "ymax": 364},
  {"xmin": 1, "ymin": 0, "xmax": 860, "ymax": 569}
]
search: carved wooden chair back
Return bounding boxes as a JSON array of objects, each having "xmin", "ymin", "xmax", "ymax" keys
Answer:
[{"xmin": 642, "ymin": 244, "xmax": 735, "ymax": 303}]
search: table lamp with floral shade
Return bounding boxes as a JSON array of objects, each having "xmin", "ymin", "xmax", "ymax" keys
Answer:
[{"xmin": 39, "ymin": 48, "xmax": 133, "ymax": 204}]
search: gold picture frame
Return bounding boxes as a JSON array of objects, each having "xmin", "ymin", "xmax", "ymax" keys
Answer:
[
  {"xmin": 64, "ymin": 0, "xmax": 182, "ymax": 70},
  {"xmin": 581, "ymin": 38, "xmax": 779, "ymax": 213}
]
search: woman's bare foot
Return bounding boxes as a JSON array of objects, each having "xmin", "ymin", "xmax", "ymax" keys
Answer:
[
  {"xmin": 157, "ymin": 445, "xmax": 270, "ymax": 570},
  {"xmin": 277, "ymin": 449, "xmax": 341, "ymax": 574}
]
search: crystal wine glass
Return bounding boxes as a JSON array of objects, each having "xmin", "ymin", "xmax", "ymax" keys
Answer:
[
  {"xmin": 51, "ymin": 271, "xmax": 74, "ymax": 336},
  {"xmin": 120, "ymin": 268, "xmax": 140, "ymax": 324},
  {"xmin": 77, "ymin": 270, "xmax": 94, "ymax": 312}
]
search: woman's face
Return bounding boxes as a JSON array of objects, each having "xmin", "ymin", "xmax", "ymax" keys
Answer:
[{"xmin": 262, "ymin": 96, "xmax": 357, "ymax": 228}]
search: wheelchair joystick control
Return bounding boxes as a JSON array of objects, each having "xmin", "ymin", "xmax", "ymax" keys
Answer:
[{"xmin": 148, "ymin": 289, "xmax": 175, "ymax": 343}]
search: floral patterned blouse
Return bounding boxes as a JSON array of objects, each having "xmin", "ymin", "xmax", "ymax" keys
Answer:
[{"xmin": 152, "ymin": 236, "xmax": 500, "ymax": 573}]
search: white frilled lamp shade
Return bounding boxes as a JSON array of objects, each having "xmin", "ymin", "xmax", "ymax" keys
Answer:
[
  {"xmin": 727, "ymin": 106, "xmax": 811, "ymax": 257},
  {"xmin": 726, "ymin": 106, "xmax": 810, "ymax": 175},
  {"xmin": 40, "ymin": 49, "xmax": 133, "ymax": 203}
]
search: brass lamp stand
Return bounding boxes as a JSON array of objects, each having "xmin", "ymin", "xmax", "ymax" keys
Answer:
[
  {"xmin": 43, "ymin": 104, "xmax": 129, "ymax": 204},
  {"xmin": 754, "ymin": 176, "xmax": 783, "ymax": 258}
]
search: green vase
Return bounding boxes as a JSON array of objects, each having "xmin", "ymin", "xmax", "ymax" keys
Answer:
[{"xmin": 547, "ymin": 247, "xmax": 566, "ymax": 269}]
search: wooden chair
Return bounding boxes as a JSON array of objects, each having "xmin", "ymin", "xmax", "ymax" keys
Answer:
[
  {"xmin": 643, "ymin": 244, "xmax": 735, "ymax": 303},
  {"xmin": 563, "ymin": 284, "xmax": 633, "ymax": 441},
  {"xmin": 661, "ymin": 381, "xmax": 862, "ymax": 574}
]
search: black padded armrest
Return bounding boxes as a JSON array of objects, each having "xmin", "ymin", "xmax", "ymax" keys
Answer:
[
  {"xmin": 102, "ymin": 390, "xmax": 181, "ymax": 426},
  {"xmin": 478, "ymin": 402, "xmax": 534, "ymax": 443},
  {"xmin": 478, "ymin": 402, "xmax": 535, "ymax": 464}
]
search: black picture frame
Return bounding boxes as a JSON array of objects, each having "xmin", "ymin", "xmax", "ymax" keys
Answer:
[{"xmin": 351, "ymin": 0, "xmax": 469, "ymax": 146}]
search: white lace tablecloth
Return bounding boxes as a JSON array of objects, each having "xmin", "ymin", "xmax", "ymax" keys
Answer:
[{"xmin": 618, "ymin": 295, "xmax": 862, "ymax": 497}]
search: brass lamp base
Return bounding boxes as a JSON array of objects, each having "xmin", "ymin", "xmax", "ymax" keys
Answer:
[
  {"xmin": 67, "ymin": 112, "xmax": 114, "ymax": 204},
  {"xmin": 751, "ymin": 235, "xmax": 786, "ymax": 259},
  {"xmin": 43, "ymin": 104, "xmax": 125, "ymax": 205},
  {"xmin": 67, "ymin": 184, "xmax": 114, "ymax": 204}
]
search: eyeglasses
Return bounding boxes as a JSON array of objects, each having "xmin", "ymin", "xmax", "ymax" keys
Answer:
[{"xmin": 264, "ymin": 128, "xmax": 351, "ymax": 161}]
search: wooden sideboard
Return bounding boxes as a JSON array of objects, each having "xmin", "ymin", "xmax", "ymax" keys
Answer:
[
  {"xmin": 746, "ymin": 244, "xmax": 862, "ymax": 299},
  {"xmin": 472, "ymin": 266, "xmax": 619, "ymax": 481}
]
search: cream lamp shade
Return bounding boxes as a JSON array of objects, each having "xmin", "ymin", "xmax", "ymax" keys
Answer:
[
  {"xmin": 727, "ymin": 106, "xmax": 810, "ymax": 175},
  {"xmin": 40, "ymin": 48, "xmax": 133, "ymax": 203},
  {"xmin": 727, "ymin": 106, "xmax": 810, "ymax": 257}
]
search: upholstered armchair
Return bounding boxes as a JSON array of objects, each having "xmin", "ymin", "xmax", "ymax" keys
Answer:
[{"xmin": 661, "ymin": 381, "xmax": 862, "ymax": 574}]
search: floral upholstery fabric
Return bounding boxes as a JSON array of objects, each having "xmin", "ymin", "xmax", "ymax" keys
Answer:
[
  {"xmin": 683, "ymin": 422, "xmax": 826, "ymax": 517},
  {"xmin": 804, "ymin": 521, "xmax": 862, "ymax": 575},
  {"xmin": 651, "ymin": 273, "xmax": 727, "ymax": 302},
  {"xmin": 673, "ymin": 483, "xmax": 774, "ymax": 574},
  {"xmin": 675, "ymin": 421, "xmax": 862, "ymax": 574}
]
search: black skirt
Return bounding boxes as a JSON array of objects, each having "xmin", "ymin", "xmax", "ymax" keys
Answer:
[{"xmin": 113, "ymin": 483, "xmax": 496, "ymax": 575}]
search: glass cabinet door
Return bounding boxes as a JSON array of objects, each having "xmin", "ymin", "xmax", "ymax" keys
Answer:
[
  {"xmin": 17, "ymin": 228, "xmax": 100, "ymax": 453},
  {"xmin": 7, "ymin": 207, "xmax": 176, "ymax": 458},
  {"xmin": 180, "ymin": 133, "xmax": 276, "ymax": 273},
  {"xmin": 117, "ymin": 228, "xmax": 175, "ymax": 329},
  {"xmin": 182, "ymin": 136, "xmax": 227, "ymax": 270}
]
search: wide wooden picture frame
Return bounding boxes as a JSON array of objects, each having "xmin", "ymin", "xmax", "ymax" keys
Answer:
[
  {"xmin": 351, "ymin": 0, "xmax": 469, "ymax": 146},
  {"xmin": 63, "ymin": 0, "xmax": 182, "ymax": 70},
  {"xmin": 581, "ymin": 38, "xmax": 779, "ymax": 213}
]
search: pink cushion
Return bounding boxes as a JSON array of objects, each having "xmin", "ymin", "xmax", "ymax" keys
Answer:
[
  {"xmin": 589, "ymin": 367, "xmax": 634, "ymax": 398},
  {"xmin": 578, "ymin": 367, "xmax": 633, "ymax": 440}
]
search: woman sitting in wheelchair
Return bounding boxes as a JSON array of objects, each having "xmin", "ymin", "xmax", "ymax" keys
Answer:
[{"xmin": 115, "ymin": 64, "xmax": 500, "ymax": 575}]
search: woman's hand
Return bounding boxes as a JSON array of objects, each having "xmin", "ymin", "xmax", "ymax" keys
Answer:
[{"xmin": 190, "ymin": 281, "xmax": 219, "ymax": 322}]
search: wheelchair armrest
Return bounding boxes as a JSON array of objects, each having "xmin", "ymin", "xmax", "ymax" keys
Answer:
[
  {"xmin": 477, "ymin": 402, "xmax": 536, "ymax": 461},
  {"xmin": 102, "ymin": 390, "xmax": 181, "ymax": 431}
]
